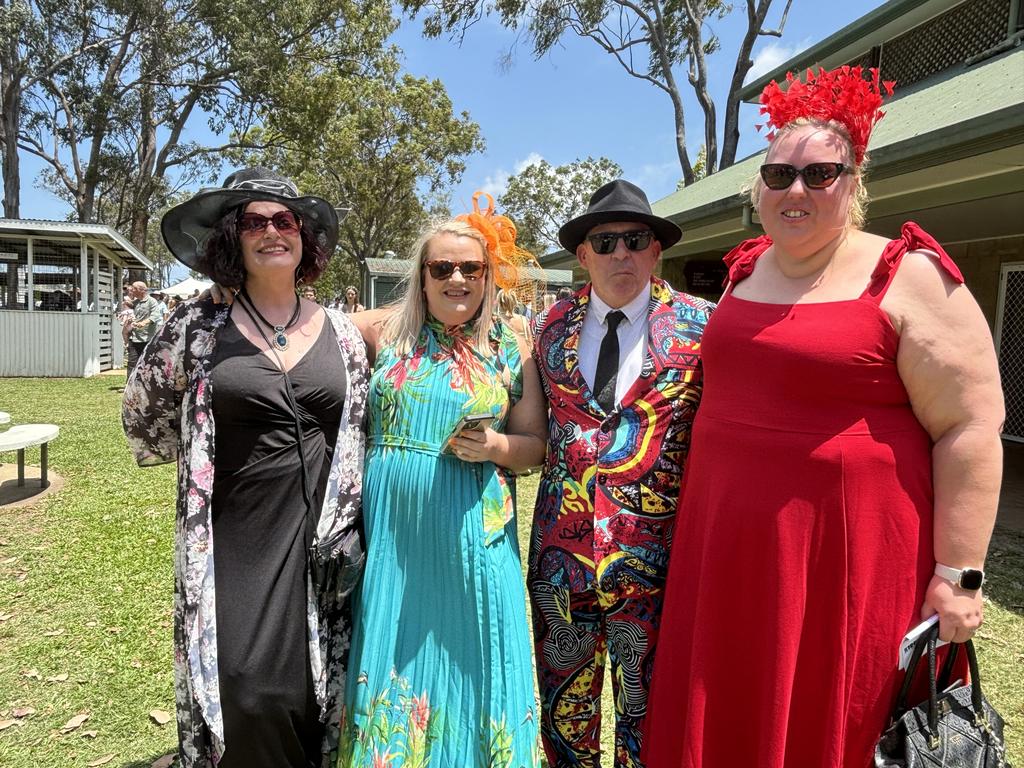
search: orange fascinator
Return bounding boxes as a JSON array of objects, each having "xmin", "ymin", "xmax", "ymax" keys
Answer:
[
  {"xmin": 457, "ymin": 191, "xmax": 541, "ymax": 303},
  {"xmin": 758, "ymin": 66, "xmax": 896, "ymax": 165}
]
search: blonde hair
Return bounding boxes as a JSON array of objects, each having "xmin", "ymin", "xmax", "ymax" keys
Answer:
[
  {"xmin": 496, "ymin": 288, "xmax": 518, "ymax": 318},
  {"xmin": 381, "ymin": 219, "xmax": 498, "ymax": 357},
  {"xmin": 745, "ymin": 117, "xmax": 870, "ymax": 230}
]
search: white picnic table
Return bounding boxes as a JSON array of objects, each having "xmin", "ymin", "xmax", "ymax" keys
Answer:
[
  {"xmin": 0, "ymin": 411, "xmax": 10, "ymax": 426},
  {"xmin": 0, "ymin": 423, "xmax": 59, "ymax": 487}
]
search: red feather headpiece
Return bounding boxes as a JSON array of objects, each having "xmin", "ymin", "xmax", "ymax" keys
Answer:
[{"xmin": 758, "ymin": 66, "xmax": 896, "ymax": 164}]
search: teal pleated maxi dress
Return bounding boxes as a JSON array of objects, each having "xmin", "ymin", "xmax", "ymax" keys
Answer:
[{"xmin": 338, "ymin": 318, "xmax": 539, "ymax": 768}]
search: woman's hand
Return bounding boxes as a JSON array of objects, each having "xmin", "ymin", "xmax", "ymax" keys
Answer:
[
  {"xmin": 921, "ymin": 574, "xmax": 984, "ymax": 644},
  {"xmin": 449, "ymin": 427, "xmax": 501, "ymax": 464},
  {"xmin": 206, "ymin": 283, "xmax": 235, "ymax": 305}
]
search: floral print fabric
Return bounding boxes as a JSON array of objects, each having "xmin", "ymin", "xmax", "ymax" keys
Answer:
[
  {"xmin": 338, "ymin": 318, "xmax": 539, "ymax": 768},
  {"xmin": 122, "ymin": 298, "xmax": 368, "ymax": 767}
]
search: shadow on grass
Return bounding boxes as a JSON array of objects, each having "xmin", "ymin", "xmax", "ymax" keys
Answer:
[{"xmin": 985, "ymin": 524, "xmax": 1024, "ymax": 618}]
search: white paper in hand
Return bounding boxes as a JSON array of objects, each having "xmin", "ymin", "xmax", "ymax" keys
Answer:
[{"xmin": 898, "ymin": 614, "xmax": 948, "ymax": 670}]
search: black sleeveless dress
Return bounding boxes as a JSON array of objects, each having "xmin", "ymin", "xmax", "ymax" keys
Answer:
[{"xmin": 210, "ymin": 317, "xmax": 346, "ymax": 767}]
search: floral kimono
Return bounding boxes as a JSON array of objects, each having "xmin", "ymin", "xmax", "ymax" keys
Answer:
[{"xmin": 122, "ymin": 297, "xmax": 368, "ymax": 767}]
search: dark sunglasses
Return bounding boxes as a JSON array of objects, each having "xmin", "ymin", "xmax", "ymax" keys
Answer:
[
  {"xmin": 423, "ymin": 259, "xmax": 487, "ymax": 281},
  {"xmin": 586, "ymin": 230, "xmax": 654, "ymax": 255},
  {"xmin": 759, "ymin": 163, "xmax": 850, "ymax": 191},
  {"xmin": 237, "ymin": 210, "xmax": 301, "ymax": 235}
]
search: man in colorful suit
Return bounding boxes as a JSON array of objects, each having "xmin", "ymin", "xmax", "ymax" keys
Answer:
[{"xmin": 529, "ymin": 180, "xmax": 712, "ymax": 767}]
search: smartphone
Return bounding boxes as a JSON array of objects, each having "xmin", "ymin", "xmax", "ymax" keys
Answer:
[{"xmin": 443, "ymin": 413, "xmax": 494, "ymax": 452}]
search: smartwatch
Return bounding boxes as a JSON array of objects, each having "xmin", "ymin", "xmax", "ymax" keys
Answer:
[{"xmin": 934, "ymin": 562, "xmax": 985, "ymax": 591}]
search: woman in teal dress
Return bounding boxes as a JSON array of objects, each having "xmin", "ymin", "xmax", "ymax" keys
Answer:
[{"xmin": 340, "ymin": 196, "xmax": 548, "ymax": 768}]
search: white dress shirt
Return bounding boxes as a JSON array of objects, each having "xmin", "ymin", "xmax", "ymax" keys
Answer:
[{"xmin": 578, "ymin": 286, "xmax": 650, "ymax": 407}]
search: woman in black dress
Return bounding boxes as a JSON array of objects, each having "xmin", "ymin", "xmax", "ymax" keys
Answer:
[{"xmin": 123, "ymin": 168, "xmax": 368, "ymax": 767}]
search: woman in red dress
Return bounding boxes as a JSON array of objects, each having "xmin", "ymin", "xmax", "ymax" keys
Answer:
[{"xmin": 644, "ymin": 67, "xmax": 1004, "ymax": 768}]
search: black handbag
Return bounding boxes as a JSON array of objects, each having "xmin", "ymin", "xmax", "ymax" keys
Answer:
[{"xmin": 875, "ymin": 623, "xmax": 1011, "ymax": 767}]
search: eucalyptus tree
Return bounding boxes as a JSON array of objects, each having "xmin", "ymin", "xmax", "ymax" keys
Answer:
[
  {"xmin": 17, "ymin": 0, "xmax": 394, "ymax": 249},
  {"xmin": 403, "ymin": 0, "xmax": 793, "ymax": 185}
]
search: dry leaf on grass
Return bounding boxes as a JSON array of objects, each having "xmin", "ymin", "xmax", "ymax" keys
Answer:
[
  {"xmin": 21, "ymin": 668, "xmax": 41, "ymax": 680},
  {"xmin": 149, "ymin": 709, "xmax": 172, "ymax": 725},
  {"xmin": 151, "ymin": 755, "xmax": 175, "ymax": 768},
  {"xmin": 43, "ymin": 628, "xmax": 65, "ymax": 637},
  {"xmin": 12, "ymin": 706, "xmax": 35, "ymax": 717},
  {"xmin": 87, "ymin": 755, "xmax": 116, "ymax": 766},
  {"xmin": 60, "ymin": 712, "xmax": 90, "ymax": 732},
  {"xmin": 1, "ymin": 556, "xmax": 17, "ymax": 564},
  {"xmin": 46, "ymin": 673, "xmax": 69, "ymax": 682},
  {"xmin": 0, "ymin": 718, "xmax": 22, "ymax": 731},
  {"xmin": 0, "ymin": 612, "xmax": 13, "ymax": 621},
  {"xmin": 81, "ymin": 730, "xmax": 98, "ymax": 738}
]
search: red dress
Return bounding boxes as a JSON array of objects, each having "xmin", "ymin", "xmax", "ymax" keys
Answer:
[{"xmin": 644, "ymin": 224, "xmax": 964, "ymax": 768}]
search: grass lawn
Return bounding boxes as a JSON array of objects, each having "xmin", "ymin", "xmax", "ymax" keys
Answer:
[{"xmin": 1, "ymin": 376, "xmax": 1022, "ymax": 766}]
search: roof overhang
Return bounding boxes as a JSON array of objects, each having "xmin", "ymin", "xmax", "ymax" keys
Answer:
[
  {"xmin": 0, "ymin": 218, "xmax": 154, "ymax": 270},
  {"xmin": 654, "ymin": 47, "xmax": 1024, "ymax": 259},
  {"xmin": 738, "ymin": 0, "xmax": 969, "ymax": 102}
]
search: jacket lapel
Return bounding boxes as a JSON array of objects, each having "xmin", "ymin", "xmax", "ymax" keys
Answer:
[{"xmin": 560, "ymin": 286, "xmax": 591, "ymax": 397}]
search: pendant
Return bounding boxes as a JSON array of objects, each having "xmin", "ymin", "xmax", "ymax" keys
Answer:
[{"xmin": 273, "ymin": 326, "xmax": 289, "ymax": 351}]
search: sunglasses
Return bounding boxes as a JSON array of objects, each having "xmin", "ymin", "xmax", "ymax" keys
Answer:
[
  {"xmin": 586, "ymin": 230, "xmax": 654, "ymax": 255},
  {"xmin": 423, "ymin": 259, "xmax": 487, "ymax": 281},
  {"xmin": 759, "ymin": 163, "xmax": 850, "ymax": 191},
  {"xmin": 237, "ymin": 211, "xmax": 301, "ymax": 235}
]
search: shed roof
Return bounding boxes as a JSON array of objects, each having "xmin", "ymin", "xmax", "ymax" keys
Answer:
[
  {"xmin": 0, "ymin": 218, "xmax": 154, "ymax": 270},
  {"xmin": 655, "ymin": 46, "xmax": 1024, "ymax": 222},
  {"xmin": 738, "ymin": 0, "xmax": 966, "ymax": 101}
]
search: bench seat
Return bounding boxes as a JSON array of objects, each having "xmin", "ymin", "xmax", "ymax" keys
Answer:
[{"xmin": 0, "ymin": 424, "xmax": 60, "ymax": 487}]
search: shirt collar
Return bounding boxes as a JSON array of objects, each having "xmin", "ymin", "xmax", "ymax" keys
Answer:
[{"xmin": 589, "ymin": 282, "xmax": 650, "ymax": 326}]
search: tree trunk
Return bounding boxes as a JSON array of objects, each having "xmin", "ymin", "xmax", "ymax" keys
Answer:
[
  {"xmin": 1, "ymin": 26, "xmax": 22, "ymax": 218},
  {"xmin": 1, "ymin": 80, "xmax": 21, "ymax": 218}
]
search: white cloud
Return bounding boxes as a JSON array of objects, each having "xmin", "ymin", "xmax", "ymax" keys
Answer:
[
  {"xmin": 477, "ymin": 152, "xmax": 546, "ymax": 199},
  {"xmin": 631, "ymin": 161, "xmax": 681, "ymax": 200},
  {"xmin": 744, "ymin": 38, "xmax": 813, "ymax": 85},
  {"xmin": 514, "ymin": 152, "xmax": 545, "ymax": 174}
]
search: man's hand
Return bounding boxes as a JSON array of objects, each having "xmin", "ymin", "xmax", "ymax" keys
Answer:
[{"xmin": 207, "ymin": 284, "xmax": 235, "ymax": 305}]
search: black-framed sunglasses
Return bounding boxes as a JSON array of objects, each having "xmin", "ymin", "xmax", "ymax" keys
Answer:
[
  {"xmin": 423, "ymin": 259, "xmax": 487, "ymax": 281},
  {"xmin": 237, "ymin": 210, "xmax": 302, "ymax": 235},
  {"xmin": 586, "ymin": 230, "xmax": 655, "ymax": 255},
  {"xmin": 759, "ymin": 163, "xmax": 851, "ymax": 191}
]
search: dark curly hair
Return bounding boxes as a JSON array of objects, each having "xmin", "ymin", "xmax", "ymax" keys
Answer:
[{"xmin": 195, "ymin": 204, "xmax": 330, "ymax": 288}]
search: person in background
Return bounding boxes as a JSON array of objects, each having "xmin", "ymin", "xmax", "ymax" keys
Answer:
[
  {"xmin": 644, "ymin": 66, "xmax": 1004, "ymax": 768},
  {"xmin": 125, "ymin": 281, "xmax": 162, "ymax": 373},
  {"xmin": 556, "ymin": 286, "xmax": 573, "ymax": 301},
  {"xmin": 340, "ymin": 285, "xmax": 363, "ymax": 314},
  {"xmin": 529, "ymin": 179, "xmax": 712, "ymax": 767},
  {"xmin": 302, "ymin": 285, "xmax": 318, "ymax": 303},
  {"xmin": 496, "ymin": 287, "xmax": 530, "ymax": 338},
  {"xmin": 152, "ymin": 291, "xmax": 170, "ymax": 322},
  {"xmin": 338, "ymin": 193, "xmax": 547, "ymax": 767},
  {"xmin": 123, "ymin": 167, "xmax": 369, "ymax": 768},
  {"xmin": 166, "ymin": 296, "xmax": 178, "ymax": 314}
]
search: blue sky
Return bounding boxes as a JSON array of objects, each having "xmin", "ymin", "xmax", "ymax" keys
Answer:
[{"xmin": 19, "ymin": 0, "xmax": 887, "ymax": 225}]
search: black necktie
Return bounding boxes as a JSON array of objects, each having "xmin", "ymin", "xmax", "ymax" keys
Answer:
[{"xmin": 593, "ymin": 310, "xmax": 625, "ymax": 413}]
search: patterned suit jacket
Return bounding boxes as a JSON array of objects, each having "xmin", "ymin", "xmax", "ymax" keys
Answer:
[{"xmin": 529, "ymin": 277, "xmax": 712, "ymax": 604}]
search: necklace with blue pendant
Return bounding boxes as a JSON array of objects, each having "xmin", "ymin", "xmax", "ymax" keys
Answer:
[{"xmin": 239, "ymin": 288, "xmax": 302, "ymax": 352}]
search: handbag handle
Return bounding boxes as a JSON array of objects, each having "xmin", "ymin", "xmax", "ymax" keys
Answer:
[{"xmin": 892, "ymin": 623, "xmax": 986, "ymax": 737}]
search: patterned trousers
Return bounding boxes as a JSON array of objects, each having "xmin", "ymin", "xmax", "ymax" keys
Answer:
[{"xmin": 528, "ymin": 582, "xmax": 663, "ymax": 768}]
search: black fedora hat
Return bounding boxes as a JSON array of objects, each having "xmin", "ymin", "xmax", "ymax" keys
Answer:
[
  {"xmin": 558, "ymin": 179, "xmax": 681, "ymax": 253},
  {"xmin": 161, "ymin": 167, "xmax": 342, "ymax": 272}
]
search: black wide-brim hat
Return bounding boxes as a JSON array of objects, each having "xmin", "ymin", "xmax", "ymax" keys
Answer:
[
  {"xmin": 558, "ymin": 179, "xmax": 682, "ymax": 253},
  {"xmin": 161, "ymin": 167, "xmax": 341, "ymax": 272}
]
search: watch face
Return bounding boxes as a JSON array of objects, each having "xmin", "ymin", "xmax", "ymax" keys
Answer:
[{"xmin": 960, "ymin": 569, "xmax": 985, "ymax": 590}]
